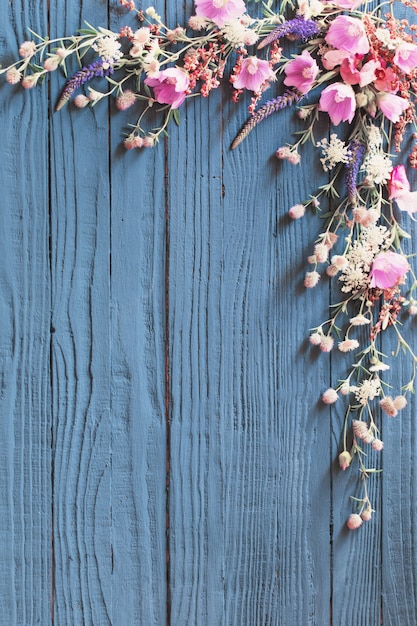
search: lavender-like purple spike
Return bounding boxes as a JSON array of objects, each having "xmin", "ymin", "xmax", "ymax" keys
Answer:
[
  {"xmin": 258, "ymin": 17, "xmax": 321, "ymax": 50},
  {"xmin": 345, "ymin": 140, "xmax": 366, "ymax": 202},
  {"xmin": 56, "ymin": 59, "xmax": 114, "ymax": 111},
  {"xmin": 231, "ymin": 90, "xmax": 302, "ymax": 150}
]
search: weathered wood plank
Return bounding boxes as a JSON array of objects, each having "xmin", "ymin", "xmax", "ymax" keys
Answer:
[
  {"xmin": 0, "ymin": 2, "xmax": 52, "ymax": 624},
  {"xmin": 108, "ymin": 5, "xmax": 168, "ymax": 625},
  {"xmin": 166, "ymin": 1, "xmax": 332, "ymax": 620},
  {"xmin": 48, "ymin": 2, "xmax": 113, "ymax": 623}
]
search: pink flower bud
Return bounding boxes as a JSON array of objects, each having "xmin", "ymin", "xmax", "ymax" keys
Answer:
[
  {"xmin": 309, "ymin": 332, "xmax": 322, "ymax": 346},
  {"xmin": 304, "ymin": 271, "xmax": 320, "ymax": 288},
  {"xmin": 347, "ymin": 513, "xmax": 363, "ymax": 530},
  {"xmin": 393, "ymin": 395, "xmax": 407, "ymax": 411},
  {"xmin": 338, "ymin": 450, "xmax": 352, "ymax": 470},
  {"xmin": 319, "ymin": 335, "xmax": 334, "ymax": 352},
  {"xmin": 372, "ymin": 438, "xmax": 384, "ymax": 451},
  {"xmin": 322, "ymin": 388, "xmax": 338, "ymax": 404},
  {"xmin": 379, "ymin": 396, "xmax": 398, "ymax": 417},
  {"xmin": 361, "ymin": 507, "xmax": 373, "ymax": 522},
  {"xmin": 288, "ymin": 204, "xmax": 305, "ymax": 219}
]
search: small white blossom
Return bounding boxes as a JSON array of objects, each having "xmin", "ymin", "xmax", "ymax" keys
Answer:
[
  {"xmin": 354, "ymin": 378, "xmax": 381, "ymax": 405},
  {"xmin": 317, "ymin": 134, "xmax": 350, "ymax": 172},
  {"xmin": 92, "ymin": 36, "xmax": 123, "ymax": 66}
]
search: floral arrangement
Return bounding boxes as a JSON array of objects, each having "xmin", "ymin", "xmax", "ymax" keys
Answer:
[{"xmin": 2, "ymin": 0, "xmax": 417, "ymax": 530}]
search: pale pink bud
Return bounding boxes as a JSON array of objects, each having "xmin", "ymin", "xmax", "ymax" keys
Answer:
[
  {"xmin": 409, "ymin": 304, "xmax": 417, "ymax": 315},
  {"xmin": 339, "ymin": 450, "xmax": 352, "ymax": 470},
  {"xmin": 393, "ymin": 395, "xmax": 407, "ymax": 411},
  {"xmin": 309, "ymin": 332, "xmax": 322, "ymax": 346},
  {"xmin": 320, "ymin": 335, "xmax": 334, "ymax": 352},
  {"xmin": 44, "ymin": 57, "xmax": 59, "ymax": 72},
  {"xmin": 361, "ymin": 507, "xmax": 373, "ymax": 522},
  {"xmin": 6, "ymin": 67, "xmax": 22, "ymax": 84},
  {"xmin": 73, "ymin": 95, "xmax": 90, "ymax": 108},
  {"xmin": 276, "ymin": 146, "xmax": 292, "ymax": 160},
  {"xmin": 304, "ymin": 271, "xmax": 320, "ymax": 288},
  {"xmin": 314, "ymin": 243, "xmax": 329, "ymax": 263},
  {"xmin": 124, "ymin": 135, "xmax": 144, "ymax": 150},
  {"xmin": 322, "ymin": 388, "xmax": 338, "ymax": 404},
  {"xmin": 19, "ymin": 40, "xmax": 37, "ymax": 58},
  {"xmin": 287, "ymin": 152, "xmax": 301, "ymax": 165},
  {"xmin": 353, "ymin": 207, "xmax": 367, "ymax": 223},
  {"xmin": 372, "ymin": 438, "xmax": 384, "ymax": 451},
  {"xmin": 340, "ymin": 382, "xmax": 350, "ymax": 395},
  {"xmin": 142, "ymin": 136, "xmax": 154, "ymax": 148},
  {"xmin": 288, "ymin": 204, "xmax": 305, "ymax": 219},
  {"xmin": 361, "ymin": 209, "xmax": 379, "ymax": 227},
  {"xmin": 326, "ymin": 264, "xmax": 339, "ymax": 277},
  {"xmin": 347, "ymin": 513, "xmax": 363, "ymax": 530},
  {"xmin": 116, "ymin": 90, "xmax": 137, "ymax": 111},
  {"xmin": 21, "ymin": 74, "xmax": 39, "ymax": 89},
  {"xmin": 379, "ymin": 396, "xmax": 398, "ymax": 417},
  {"xmin": 331, "ymin": 255, "xmax": 348, "ymax": 270}
]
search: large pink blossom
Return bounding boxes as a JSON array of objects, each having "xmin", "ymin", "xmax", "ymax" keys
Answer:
[
  {"xmin": 393, "ymin": 42, "xmax": 417, "ymax": 74},
  {"xmin": 376, "ymin": 92, "xmax": 409, "ymax": 122},
  {"xmin": 195, "ymin": 0, "xmax": 246, "ymax": 27},
  {"xmin": 318, "ymin": 82, "xmax": 356, "ymax": 125},
  {"xmin": 388, "ymin": 165, "xmax": 417, "ymax": 214},
  {"xmin": 233, "ymin": 56, "xmax": 274, "ymax": 92},
  {"xmin": 283, "ymin": 49, "xmax": 319, "ymax": 94},
  {"xmin": 369, "ymin": 251, "xmax": 409, "ymax": 289},
  {"xmin": 144, "ymin": 68, "xmax": 190, "ymax": 109},
  {"xmin": 325, "ymin": 16, "xmax": 370, "ymax": 56}
]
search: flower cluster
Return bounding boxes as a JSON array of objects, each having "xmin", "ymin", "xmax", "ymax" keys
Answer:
[{"xmin": 2, "ymin": 0, "xmax": 417, "ymax": 530}]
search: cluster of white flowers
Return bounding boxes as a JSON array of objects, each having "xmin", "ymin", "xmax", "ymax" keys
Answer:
[
  {"xmin": 222, "ymin": 17, "xmax": 258, "ymax": 46},
  {"xmin": 317, "ymin": 134, "xmax": 350, "ymax": 172},
  {"xmin": 351, "ymin": 377, "xmax": 382, "ymax": 405},
  {"xmin": 339, "ymin": 225, "xmax": 391, "ymax": 293},
  {"xmin": 361, "ymin": 125, "xmax": 393, "ymax": 184},
  {"xmin": 92, "ymin": 35, "xmax": 123, "ymax": 68}
]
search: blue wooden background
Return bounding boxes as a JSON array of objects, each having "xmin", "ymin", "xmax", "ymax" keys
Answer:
[{"xmin": 0, "ymin": 1, "xmax": 416, "ymax": 624}]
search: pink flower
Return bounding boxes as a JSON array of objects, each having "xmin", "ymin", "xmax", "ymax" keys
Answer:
[
  {"xmin": 339, "ymin": 56, "xmax": 377, "ymax": 87},
  {"xmin": 388, "ymin": 167, "xmax": 417, "ymax": 213},
  {"xmin": 283, "ymin": 49, "xmax": 319, "ymax": 94},
  {"xmin": 325, "ymin": 16, "xmax": 370, "ymax": 56},
  {"xmin": 393, "ymin": 42, "xmax": 417, "ymax": 74},
  {"xmin": 388, "ymin": 165, "xmax": 410, "ymax": 199},
  {"xmin": 373, "ymin": 64, "xmax": 399, "ymax": 93},
  {"xmin": 376, "ymin": 92, "xmax": 409, "ymax": 122},
  {"xmin": 369, "ymin": 251, "xmax": 409, "ymax": 289},
  {"xmin": 232, "ymin": 56, "xmax": 274, "ymax": 92},
  {"xmin": 322, "ymin": 388, "xmax": 338, "ymax": 404},
  {"xmin": 321, "ymin": 49, "xmax": 350, "ymax": 71},
  {"xmin": 333, "ymin": 0, "xmax": 363, "ymax": 7},
  {"xmin": 144, "ymin": 68, "xmax": 190, "ymax": 109},
  {"xmin": 318, "ymin": 83, "xmax": 356, "ymax": 125},
  {"xmin": 195, "ymin": 0, "xmax": 246, "ymax": 27},
  {"xmin": 339, "ymin": 451, "xmax": 352, "ymax": 471}
]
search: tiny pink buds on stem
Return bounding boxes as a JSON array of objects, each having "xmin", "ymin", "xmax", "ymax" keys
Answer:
[{"xmin": 304, "ymin": 271, "xmax": 320, "ymax": 288}]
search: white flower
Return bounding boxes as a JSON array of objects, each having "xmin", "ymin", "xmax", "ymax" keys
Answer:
[
  {"xmin": 92, "ymin": 36, "xmax": 123, "ymax": 65},
  {"xmin": 362, "ymin": 151, "xmax": 393, "ymax": 185},
  {"xmin": 354, "ymin": 378, "xmax": 381, "ymax": 405},
  {"xmin": 317, "ymin": 134, "xmax": 350, "ymax": 172}
]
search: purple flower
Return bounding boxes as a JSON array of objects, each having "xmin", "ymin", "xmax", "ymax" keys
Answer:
[
  {"xmin": 258, "ymin": 17, "xmax": 320, "ymax": 50},
  {"xmin": 345, "ymin": 140, "xmax": 365, "ymax": 202},
  {"xmin": 56, "ymin": 59, "xmax": 113, "ymax": 111},
  {"xmin": 231, "ymin": 90, "xmax": 301, "ymax": 149}
]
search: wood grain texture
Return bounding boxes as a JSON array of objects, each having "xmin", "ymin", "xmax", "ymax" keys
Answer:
[
  {"xmin": 0, "ymin": 0, "xmax": 417, "ymax": 624},
  {"xmin": 0, "ymin": 2, "xmax": 51, "ymax": 624}
]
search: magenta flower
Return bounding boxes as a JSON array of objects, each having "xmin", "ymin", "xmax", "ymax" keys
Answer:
[
  {"xmin": 284, "ymin": 49, "xmax": 319, "ymax": 94},
  {"xmin": 376, "ymin": 92, "xmax": 409, "ymax": 122},
  {"xmin": 233, "ymin": 57, "xmax": 274, "ymax": 92},
  {"xmin": 195, "ymin": 0, "xmax": 246, "ymax": 28},
  {"xmin": 339, "ymin": 56, "xmax": 378, "ymax": 87},
  {"xmin": 318, "ymin": 83, "xmax": 356, "ymax": 125},
  {"xmin": 325, "ymin": 16, "xmax": 369, "ymax": 56},
  {"xmin": 369, "ymin": 251, "xmax": 409, "ymax": 289},
  {"xmin": 393, "ymin": 42, "xmax": 417, "ymax": 74},
  {"xmin": 144, "ymin": 68, "xmax": 190, "ymax": 109}
]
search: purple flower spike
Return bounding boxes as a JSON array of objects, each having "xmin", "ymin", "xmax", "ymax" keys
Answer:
[
  {"xmin": 231, "ymin": 90, "xmax": 302, "ymax": 149},
  {"xmin": 56, "ymin": 59, "xmax": 114, "ymax": 111},
  {"xmin": 258, "ymin": 17, "xmax": 321, "ymax": 50},
  {"xmin": 345, "ymin": 140, "xmax": 366, "ymax": 202}
]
